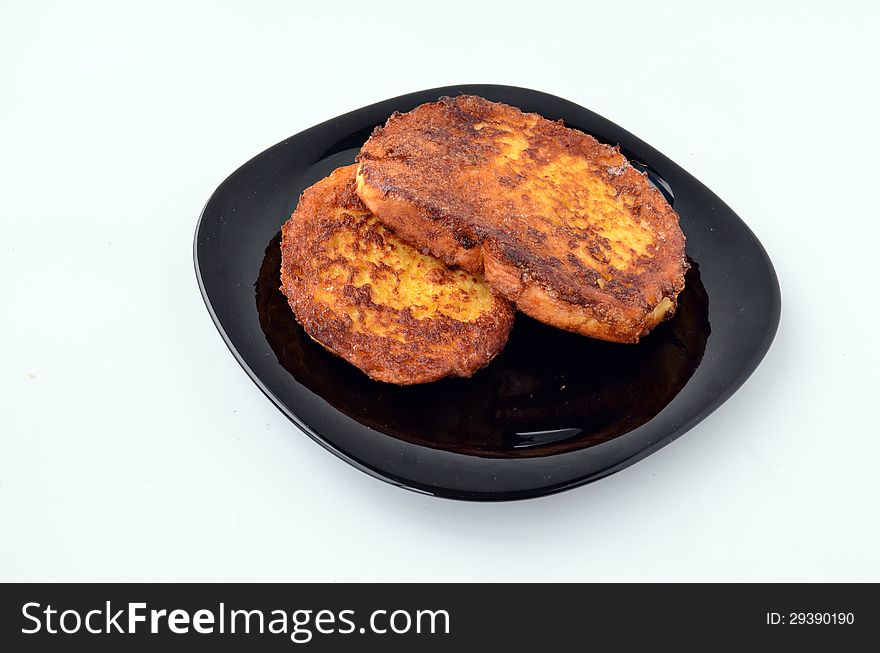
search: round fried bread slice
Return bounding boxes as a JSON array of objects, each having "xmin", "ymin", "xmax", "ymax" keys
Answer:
[
  {"xmin": 356, "ymin": 95, "xmax": 688, "ymax": 343},
  {"xmin": 280, "ymin": 165, "xmax": 515, "ymax": 385}
]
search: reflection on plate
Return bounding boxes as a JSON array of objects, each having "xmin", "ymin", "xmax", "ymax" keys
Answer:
[{"xmin": 257, "ymin": 232, "xmax": 709, "ymax": 458}]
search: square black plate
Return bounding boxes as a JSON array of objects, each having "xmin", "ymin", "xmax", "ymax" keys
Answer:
[{"xmin": 194, "ymin": 84, "xmax": 780, "ymax": 501}]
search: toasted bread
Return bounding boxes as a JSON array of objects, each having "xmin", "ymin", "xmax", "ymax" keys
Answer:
[
  {"xmin": 356, "ymin": 95, "xmax": 688, "ymax": 343},
  {"xmin": 280, "ymin": 165, "xmax": 515, "ymax": 385}
]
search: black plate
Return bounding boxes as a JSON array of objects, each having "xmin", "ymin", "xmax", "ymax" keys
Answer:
[{"xmin": 194, "ymin": 84, "xmax": 780, "ymax": 501}]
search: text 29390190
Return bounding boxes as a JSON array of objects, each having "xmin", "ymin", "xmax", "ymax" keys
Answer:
[{"xmin": 766, "ymin": 612, "xmax": 855, "ymax": 625}]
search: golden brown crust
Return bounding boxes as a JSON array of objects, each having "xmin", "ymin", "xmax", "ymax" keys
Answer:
[
  {"xmin": 280, "ymin": 165, "xmax": 515, "ymax": 385},
  {"xmin": 356, "ymin": 95, "xmax": 688, "ymax": 343}
]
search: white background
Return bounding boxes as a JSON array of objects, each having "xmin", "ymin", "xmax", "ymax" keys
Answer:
[{"xmin": 2, "ymin": 0, "xmax": 878, "ymax": 582}]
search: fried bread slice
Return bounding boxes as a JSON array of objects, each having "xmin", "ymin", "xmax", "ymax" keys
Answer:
[
  {"xmin": 280, "ymin": 164, "xmax": 515, "ymax": 385},
  {"xmin": 356, "ymin": 95, "xmax": 688, "ymax": 343}
]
